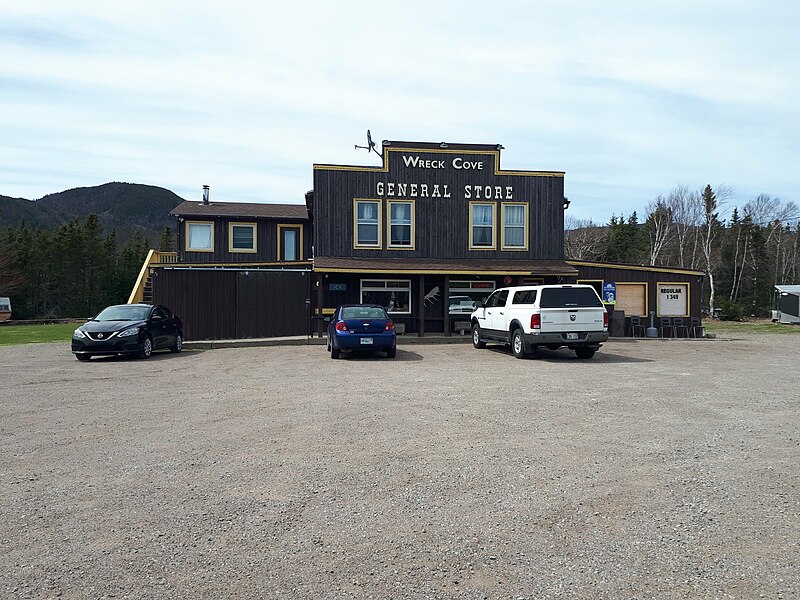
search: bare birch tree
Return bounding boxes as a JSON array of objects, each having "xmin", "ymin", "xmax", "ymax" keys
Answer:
[
  {"xmin": 645, "ymin": 196, "xmax": 674, "ymax": 266},
  {"xmin": 564, "ymin": 216, "xmax": 608, "ymax": 260}
]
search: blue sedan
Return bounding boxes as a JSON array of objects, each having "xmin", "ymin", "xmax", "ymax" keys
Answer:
[{"xmin": 327, "ymin": 304, "xmax": 397, "ymax": 359}]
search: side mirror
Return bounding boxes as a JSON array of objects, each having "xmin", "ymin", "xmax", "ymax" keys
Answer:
[{"xmin": 323, "ymin": 316, "xmax": 332, "ymax": 323}]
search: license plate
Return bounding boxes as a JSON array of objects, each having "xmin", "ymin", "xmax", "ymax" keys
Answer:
[
  {"xmin": 566, "ymin": 332, "xmax": 579, "ymax": 340},
  {"xmin": 360, "ymin": 337, "xmax": 373, "ymax": 345}
]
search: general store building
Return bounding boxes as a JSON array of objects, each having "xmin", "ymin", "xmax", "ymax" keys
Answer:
[{"xmin": 135, "ymin": 140, "xmax": 703, "ymax": 340}]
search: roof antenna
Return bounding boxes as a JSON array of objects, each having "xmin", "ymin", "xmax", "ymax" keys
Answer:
[{"xmin": 354, "ymin": 129, "xmax": 381, "ymax": 157}]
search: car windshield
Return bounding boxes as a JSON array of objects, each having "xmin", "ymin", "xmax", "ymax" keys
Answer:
[
  {"xmin": 94, "ymin": 306, "xmax": 149, "ymax": 321},
  {"xmin": 341, "ymin": 306, "xmax": 387, "ymax": 320}
]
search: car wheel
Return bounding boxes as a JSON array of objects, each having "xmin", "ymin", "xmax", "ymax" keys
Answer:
[
  {"xmin": 472, "ymin": 324, "xmax": 486, "ymax": 349},
  {"xmin": 138, "ymin": 335, "xmax": 153, "ymax": 359},
  {"xmin": 331, "ymin": 346, "xmax": 340, "ymax": 359},
  {"xmin": 511, "ymin": 329, "xmax": 527, "ymax": 359},
  {"xmin": 386, "ymin": 347, "xmax": 396, "ymax": 358},
  {"xmin": 575, "ymin": 347, "xmax": 596, "ymax": 359},
  {"xmin": 75, "ymin": 354, "xmax": 90, "ymax": 361},
  {"xmin": 170, "ymin": 332, "xmax": 183, "ymax": 353}
]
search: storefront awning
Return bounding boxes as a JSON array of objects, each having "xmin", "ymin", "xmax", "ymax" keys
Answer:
[{"xmin": 314, "ymin": 256, "xmax": 578, "ymax": 276}]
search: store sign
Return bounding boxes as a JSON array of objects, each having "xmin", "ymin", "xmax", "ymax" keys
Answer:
[
  {"xmin": 329, "ymin": 283, "xmax": 347, "ymax": 291},
  {"xmin": 658, "ymin": 284, "xmax": 688, "ymax": 316},
  {"xmin": 603, "ymin": 282, "xmax": 617, "ymax": 304}
]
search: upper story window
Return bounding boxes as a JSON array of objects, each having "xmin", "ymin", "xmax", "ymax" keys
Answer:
[
  {"xmin": 354, "ymin": 200, "xmax": 381, "ymax": 248},
  {"xmin": 388, "ymin": 200, "xmax": 415, "ymax": 249},
  {"xmin": 469, "ymin": 202, "xmax": 496, "ymax": 250},
  {"xmin": 186, "ymin": 221, "xmax": 214, "ymax": 252},
  {"xmin": 228, "ymin": 222, "xmax": 257, "ymax": 253},
  {"xmin": 278, "ymin": 224, "xmax": 303, "ymax": 261},
  {"xmin": 502, "ymin": 203, "xmax": 528, "ymax": 250}
]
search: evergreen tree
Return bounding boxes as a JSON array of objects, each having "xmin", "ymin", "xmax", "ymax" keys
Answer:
[{"xmin": 158, "ymin": 225, "xmax": 176, "ymax": 252}]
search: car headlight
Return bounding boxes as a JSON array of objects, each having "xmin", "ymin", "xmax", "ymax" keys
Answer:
[
  {"xmin": 118, "ymin": 327, "xmax": 139, "ymax": 337},
  {"xmin": 73, "ymin": 328, "xmax": 86, "ymax": 339}
]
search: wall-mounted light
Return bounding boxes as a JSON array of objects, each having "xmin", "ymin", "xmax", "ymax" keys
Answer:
[
  {"xmin": 563, "ymin": 197, "xmax": 571, "ymax": 210},
  {"xmin": 440, "ymin": 142, "xmax": 448, "ymax": 148},
  {"xmin": 382, "ymin": 140, "xmax": 391, "ymax": 146},
  {"xmin": 496, "ymin": 144, "xmax": 504, "ymax": 150}
]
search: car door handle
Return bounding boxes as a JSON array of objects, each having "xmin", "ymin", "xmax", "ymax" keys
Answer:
[{"xmin": 499, "ymin": 311, "xmax": 504, "ymax": 315}]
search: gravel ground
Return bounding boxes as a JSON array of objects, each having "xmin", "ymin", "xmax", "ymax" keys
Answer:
[{"xmin": 1, "ymin": 334, "xmax": 798, "ymax": 599}]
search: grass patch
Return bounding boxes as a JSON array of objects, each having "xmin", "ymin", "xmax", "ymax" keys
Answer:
[
  {"xmin": 704, "ymin": 319, "xmax": 800, "ymax": 335},
  {"xmin": 0, "ymin": 323, "xmax": 79, "ymax": 346}
]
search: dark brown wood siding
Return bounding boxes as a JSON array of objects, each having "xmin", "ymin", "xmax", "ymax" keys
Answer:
[
  {"xmin": 573, "ymin": 263, "xmax": 704, "ymax": 320},
  {"xmin": 313, "ymin": 148, "xmax": 565, "ymax": 261},
  {"xmin": 175, "ymin": 218, "xmax": 311, "ymax": 264},
  {"xmin": 152, "ymin": 268, "xmax": 312, "ymax": 340}
]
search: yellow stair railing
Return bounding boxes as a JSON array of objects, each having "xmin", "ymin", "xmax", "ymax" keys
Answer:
[{"xmin": 127, "ymin": 251, "xmax": 178, "ymax": 304}]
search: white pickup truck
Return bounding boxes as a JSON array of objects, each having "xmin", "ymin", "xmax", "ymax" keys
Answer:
[{"xmin": 470, "ymin": 284, "xmax": 609, "ymax": 359}]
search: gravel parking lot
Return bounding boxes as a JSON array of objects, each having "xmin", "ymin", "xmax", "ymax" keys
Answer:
[{"xmin": 2, "ymin": 334, "xmax": 798, "ymax": 599}]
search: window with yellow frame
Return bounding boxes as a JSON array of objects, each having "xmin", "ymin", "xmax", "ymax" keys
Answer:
[
  {"xmin": 501, "ymin": 202, "xmax": 528, "ymax": 250},
  {"xmin": 277, "ymin": 224, "xmax": 303, "ymax": 261},
  {"xmin": 186, "ymin": 221, "xmax": 214, "ymax": 252},
  {"xmin": 469, "ymin": 202, "xmax": 496, "ymax": 250},
  {"xmin": 387, "ymin": 200, "xmax": 415, "ymax": 249},
  {"xmin": 228, "ymin": 222, "xmax": 257, "ymax": 253}
]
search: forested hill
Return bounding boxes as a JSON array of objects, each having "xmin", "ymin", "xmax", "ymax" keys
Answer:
[{"xmin": 0, "ymin": 182, "xmax": 184, "ymax": 243}]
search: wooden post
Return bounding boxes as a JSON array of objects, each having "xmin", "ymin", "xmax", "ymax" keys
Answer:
[
  {"xmin": 418, "ymin": 274, "xmax": 425, "ymax": 337},
  {"xmin": 443, "ymin": 275, "xmax": 451, "ymax": 336}
]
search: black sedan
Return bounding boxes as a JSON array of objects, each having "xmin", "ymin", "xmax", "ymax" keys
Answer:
[{"xmin": 72, "ymin": 303, "xmax": 183, "ymax": 361}]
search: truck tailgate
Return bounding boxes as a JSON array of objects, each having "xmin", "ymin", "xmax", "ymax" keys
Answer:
[{"xmin": 540, "ymin": 308, "xmax": 606, "ymax": 332}]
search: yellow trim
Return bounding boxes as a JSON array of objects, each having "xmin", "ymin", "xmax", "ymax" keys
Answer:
[
  {"xmin": 315, "ymin": 267, "xmax": 576, "ymax": 276},
  {"xmin": 567, "ymin": 260, "xmax": 704, "ymax": 276},
  {"xmin": 165, "ymin": 261, "xmax": 312, "ymax": 268},
  {"xmin": 656, "ymin": 281, "xmax": 690, "ymax": 317},
  {"xmin": 228, "ymin": 222, "xmax": 257, "ymax": 254},
  {"xmin": 277, "ymin": 223, "xmax": 304, "ymax": 261},
  {"xmin": 500, "ymin": 202, "xmax": 528, "ymax": 251},
  {"xmin": 615, "ymin": 282, "xmax": 649, "ymax": 317},
  {"xmin": 185, "ymin": 221, "xmax": 215, "ymax": 253},
  {"xmin": 128, "ymin": 249, "xmax": 157, "ymax": 304},
  {"xmin": 469, "ymin": 201, "xmax": 497, "ymax": 250},
  {"xmin": 386, "ymin": 199, "xmax": 416, "ymax": 250},
  {"xmin": 353, "ymin": 199, "xmax": 382, "ymax": 249},
  {"xmin": 314, "ymin": 146, "xmax": 565, "ymax": 177}
]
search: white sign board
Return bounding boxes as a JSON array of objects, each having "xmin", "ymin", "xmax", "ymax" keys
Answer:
[{"xmin": 658, "ymin": 283, "xmax": 688, "ymax": 316}]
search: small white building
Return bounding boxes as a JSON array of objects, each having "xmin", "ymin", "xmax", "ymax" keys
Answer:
[
  {"xmin": 773, "ymin": 285, "xmax": 800, "ymax": 324},
  {"xmin": 0, "ymin": 297, "xmax": 11, "ymax": 321}
]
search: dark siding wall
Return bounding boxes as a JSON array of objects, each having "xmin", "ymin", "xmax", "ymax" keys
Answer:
[
  {"xmin": 314, "ymin": 149, "xmax": 565, "ymax": 261},
  {"xmin": 152, "ymin": 268, "xmax": 311, "ymax": 340},
  {"xmin": 574, "ymin": 264, "xmax": 704, "ymax": 318},
  {"xmin": 176, "ymin": 218, "xmax": 311, "ymax": 264}
]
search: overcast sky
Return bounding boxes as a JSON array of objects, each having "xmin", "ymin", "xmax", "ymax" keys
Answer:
[{"xmin": 1, "ymin": 1, "xmax": 798, "ymax": 222}]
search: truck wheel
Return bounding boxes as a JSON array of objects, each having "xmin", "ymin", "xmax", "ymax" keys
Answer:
[
  {"xmin": 575, "ymin": 347, "xmax": 596, "ymax": 359},
  {"xmin": 511, "ymin": 329, "xmax": 528, "ymax": 359},
  {"xmin": 472, "ymin": 324, "xmax": 486, "ymax": 349}
]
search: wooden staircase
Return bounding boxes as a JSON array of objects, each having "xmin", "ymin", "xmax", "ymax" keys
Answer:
[{"xmin": 128, "ymin": 250, "xmax": 177, "ymax": 304}]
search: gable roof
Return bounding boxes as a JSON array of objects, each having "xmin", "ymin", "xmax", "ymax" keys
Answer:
[{"xmin": 170, "ymin": 201, "xmax": 308, "ymax": 220}]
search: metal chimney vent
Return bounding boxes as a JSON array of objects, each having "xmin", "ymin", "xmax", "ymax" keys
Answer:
[{"xmin": 202, "ymin": 185, "xmax": 210, "ymax": 205}]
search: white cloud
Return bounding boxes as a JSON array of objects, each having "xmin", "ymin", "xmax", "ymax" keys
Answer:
[{"xmin": 0, "ymin": 0, "xmax": 798, "ymax": 220}]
